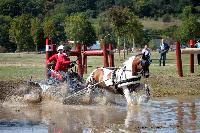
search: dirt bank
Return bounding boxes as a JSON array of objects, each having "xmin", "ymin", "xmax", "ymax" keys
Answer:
[
  {"xmin": 0, "ymin": 79, "xmax": 105, "ymax": 105},
  {"xmin": 0, "ymin": 80, "xmax": 42, "ymax": 104},
  {"xmin": 0, "ymin": 80, "xmax": 23, "ymax": 102},
  {"xmin": 143, "ymin": 74, "xmax": 200, "ymax": 97}
]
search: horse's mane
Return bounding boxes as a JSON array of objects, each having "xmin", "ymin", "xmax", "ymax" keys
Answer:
[
  {"xmin": 123, "ymin": 54, "xmax": 142, "ymax": 66},
  {"xmin": 123, "ymin": 56, "xmax": 136, "ymax": 66},
  {"xmin": 121, "ymin": 54, "xmax": 144, "ymax": 76},
  {"xmin": 123, "ymin": 55, "xmax": 140, "ymax": 74}
]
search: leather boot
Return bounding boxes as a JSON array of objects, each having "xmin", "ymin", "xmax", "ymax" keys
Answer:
[
  {"xmin": 163, "ymin": 61, "xmax": 165, "ymax": 66},
  {"xmin": 159, "ymin": 60, "xmax": 161, "ymax": 66}
]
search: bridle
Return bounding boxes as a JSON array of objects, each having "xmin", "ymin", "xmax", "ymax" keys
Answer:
[{"xmin": 119, "ymin": 58, "xmax": 143, "ymax": 82}]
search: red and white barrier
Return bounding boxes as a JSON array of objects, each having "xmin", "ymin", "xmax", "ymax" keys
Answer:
[{"xmin": 176, "ymin": 39, "xmax": 198, "ymax": 77}]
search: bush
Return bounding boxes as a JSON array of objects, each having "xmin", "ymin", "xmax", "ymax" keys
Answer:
[{"xmin": 162, "ymin": 14, "xmax": 171, "ymax": 22}]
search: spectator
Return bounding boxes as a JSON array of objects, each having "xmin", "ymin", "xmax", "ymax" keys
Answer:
[
  {"xmin": 159, "ymin": 39, "xmax": 170, "ymax": 66},
  {"xmin": 195, "ymin": 40, "xmax": 200, "ymax": 65}
]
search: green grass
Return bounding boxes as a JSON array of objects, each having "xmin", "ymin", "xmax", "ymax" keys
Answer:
[
  {"xmin": 0, "ymin": 66, "xmax": 45, "ymax": 81},
  {"xmin": 0, "ymin": 53, "xmax": 46, "ymax": 80},
  {"xmin": 150, "ymin": 51, "xmax": 200, "ymax": 75},
  {"xmin": 0, "ymin": 51, "xmax": 200, "ymax": 80},
  {"xmin": 140, "ymin": 18, "xmax": 181, "ymax": 30}
]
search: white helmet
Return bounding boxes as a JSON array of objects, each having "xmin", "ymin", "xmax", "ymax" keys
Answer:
[{"xmin": 57, "ymin": 45, "xmax": 64, "ymax": 51}]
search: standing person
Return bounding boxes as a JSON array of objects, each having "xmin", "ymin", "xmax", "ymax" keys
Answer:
[
  {"xmin": 47, "ymin": 45, "xmax": 75, "ymax": 73},
  {"xmin": 196, "ymin": 40, "xmax": 200, "ymax": 65},
  {"xmin": 142, "ymin": 44, "xmax": 151, "ymax": 59},
  {"xmin": 159, "ymin": 39, "xmax": 170, "ymax": 66}
]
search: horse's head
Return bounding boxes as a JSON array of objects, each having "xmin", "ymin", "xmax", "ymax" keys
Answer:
[{"xmin": 132, "ymin": 53, "xmax": 150, "ymax": 78}]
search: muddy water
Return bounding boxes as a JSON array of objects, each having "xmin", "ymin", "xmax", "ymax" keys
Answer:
[{"xmin": 0, "ymin": 96, "xmax": 200, "ymax": 133}]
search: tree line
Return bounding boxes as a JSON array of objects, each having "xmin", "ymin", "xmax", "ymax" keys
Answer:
[{"xmin": 0, "ymin": 0, "xmax": 199, "ymax": 52}]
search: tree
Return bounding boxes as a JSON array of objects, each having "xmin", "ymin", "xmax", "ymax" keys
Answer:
[
  {"xmin": 96, "ymin": 12, "xmax": 116, "ymax": 46},
  {"xmin": 114, "ymin": 0, "xmax": 133, "ymax": 8},
  {"xmin": 125, "ymin": 14, "xmax": 144, "ymax": 46},
  {"xmin": 107, "ymin": 6, "xmax": 144, "ymax": 48},
  {"xmin": 43, "ymin": 18, "xmax": 56, "ymax": 40},
  {"xmin": 0, "ymin": 15, "xmax": 16, "ymax": 51},
  {"xmin": 0, "ymin": 0, "xmax": 45, "ymax": 17},
  {"xmin": 64, "ymin": 13, "xmax": 96, "ymax": 47},
  {"xmin": 176, "ymin": 6, "xmax": 200, "ymax": 44},
  {"xmin": 9, "ymin": 14, "xmax": 34, "ymax": 52},
  {"xmin": 95, "ymin": 0, "xmax": 115, "ymax": 14},
  {"xmin": 0, "ymin": 0, "xmax": 20, "ymax": 17},
  {"xmin": 43, "ymin": 14, "xmax": 68, "ymax": 46},
  {"xmin": 18, "ymin": 0, "xmax": 45, "ymax": 16},
  {"xmin": 54, "ymin": 0, "xmax": 95, "ymax": 16},
  {"xmin": 31, "ymin": 17, "xmax": 43, "ymax": 52},
  {"xmin": 51, "ymin": 14, "xmax": 67, "ymax": 45}
]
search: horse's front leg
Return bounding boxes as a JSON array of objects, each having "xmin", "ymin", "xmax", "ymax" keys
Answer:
[
  {"xmin": 131, "ymin": 83, "xmax": 151, "ymax": 104},
  {"xmin": 123, "ymin": 86, "xmax": 137, "ymax": 106}
]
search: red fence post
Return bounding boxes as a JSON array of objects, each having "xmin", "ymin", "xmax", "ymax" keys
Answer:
[
  {"xmin": 176, "ymin": 41, "xmax": 183, "ymax": 77},
  {"xmin": 46, "ymin": 38, "xmax": 55, "ymax": 78},
  {"xmin": 190, "ymin": 39, "xmax": 194, "ymax": 73},
  {"xmin": 45, "ymin": 38, "xmax": 49, "ymax": 78},
  {"xmin": 83, "ymin": 45, "xmax": 87, "ymax": 74},
  {"xmin": 109, "ymin": 44, "xmax": 114, "ymax": 67},
  {"xmin": 103, "ymin": 43, "xmax": 109, "ymax": 67},
  {"xmin": 46, "ymin": 38, "xmax": 50, "ymax": 61},
  {"xmin": 76, "ymin": 43, "xmax": 83, "ymax": 77}
]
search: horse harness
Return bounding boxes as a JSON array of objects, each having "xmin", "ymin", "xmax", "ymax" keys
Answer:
[{"xmin": 111, "ymin": 66, "xmax": 143, "ymax": 89}]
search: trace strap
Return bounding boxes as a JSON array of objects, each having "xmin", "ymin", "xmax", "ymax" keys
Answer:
[{"xmin": 116, "ymin": 76, "xmax": 141, "ymax": 86}]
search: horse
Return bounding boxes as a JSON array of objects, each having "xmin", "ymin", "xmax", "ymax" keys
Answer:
[{"xmin": 86, "ymin": 53, "xmax": 151, "ymax": 106}]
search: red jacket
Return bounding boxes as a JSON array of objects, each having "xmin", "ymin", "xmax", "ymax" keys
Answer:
[{"xmin": 47, "ymin": 53, "xmax": 71, "ymax": 72}]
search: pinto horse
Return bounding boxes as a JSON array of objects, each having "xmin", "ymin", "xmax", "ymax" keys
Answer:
[{"xmin": 86, "ymin": 53, "xmax": 151, "ymax": 105}]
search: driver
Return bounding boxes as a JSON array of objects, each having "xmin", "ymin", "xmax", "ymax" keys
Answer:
[{"xmin": 47, "ymin": 45, "xmax": 75, "ymax": 73}]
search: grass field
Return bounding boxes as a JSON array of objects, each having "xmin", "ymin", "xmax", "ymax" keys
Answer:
[
  {"xmin": 140, "ymin": 18, "xmax": 181, "ymax": 30},
  {"xmin": 0, "ymin": 51, "xmax": 200, "ymax": 97},
  {"xmin": 0, "ymin": 51, "xmax": 199, "ymax": 79}
]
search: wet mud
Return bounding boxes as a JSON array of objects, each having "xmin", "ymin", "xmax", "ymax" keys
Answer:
[
  {"xmin": 0, "ymin": 80, "xmax": 42, "ymax": 104},
  {"xmin": 0, "ymin": 80, "xmax": 29, "ymax": 102},
  {"xmin": 0, "ymin": 78, "xmax": 88, "ymax": 105}
]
